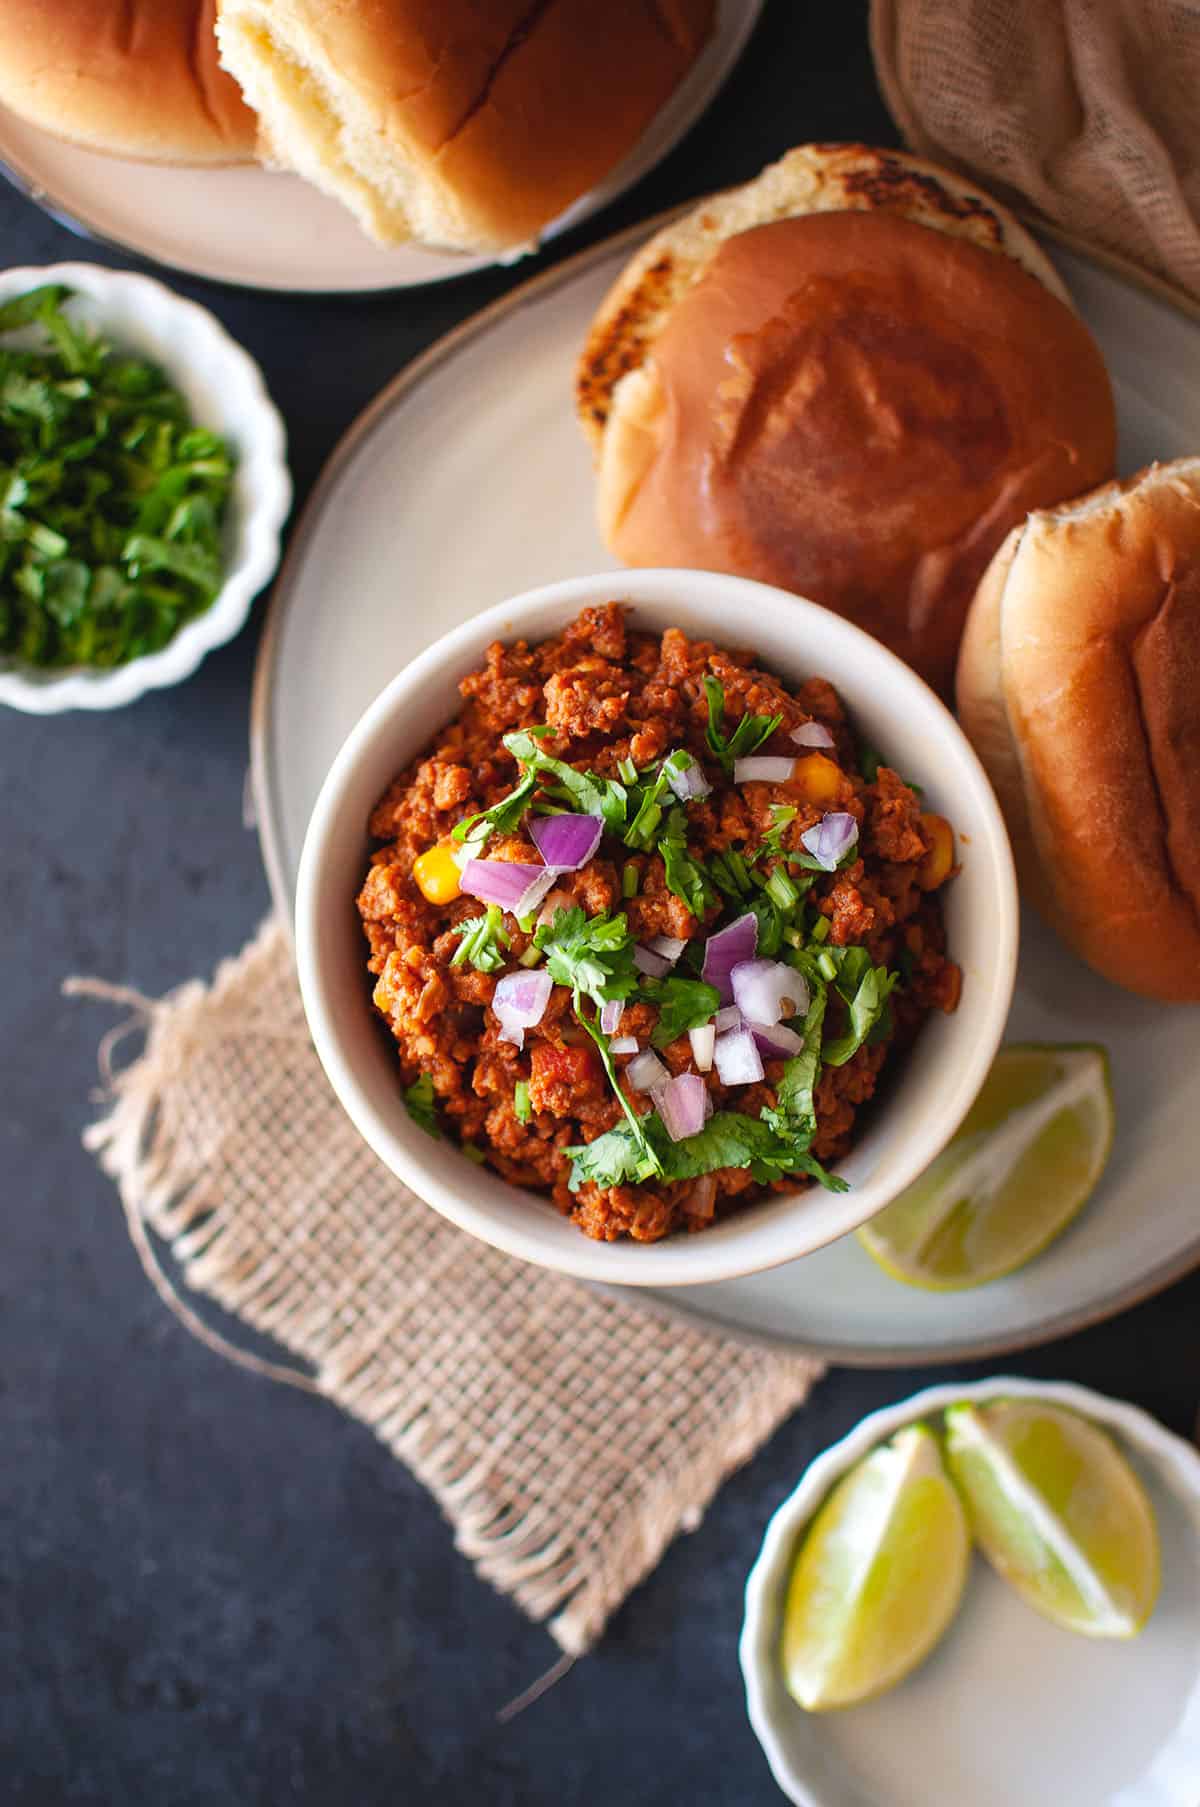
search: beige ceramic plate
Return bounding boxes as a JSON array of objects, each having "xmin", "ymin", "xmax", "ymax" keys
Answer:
[
  {"xmin": 251, "ymin": 213, "xmax": 1200, "ymax": 1362},
  {"xmin": 0, "ymin": 0, "xmax": 761, "ymax": 292}
]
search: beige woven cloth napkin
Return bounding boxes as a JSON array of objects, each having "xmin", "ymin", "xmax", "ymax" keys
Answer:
[
  {"xmin": 71, "ymin": 920, "xmax": 822, "ymax": 1655},
  {"xmin": 871, "ymin": 0, "xmax": 1200, "ymax": 301}
]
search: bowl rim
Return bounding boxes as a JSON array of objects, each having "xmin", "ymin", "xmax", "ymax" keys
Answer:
[
  {"xmin": 294, "ymin": 567, "xmax": 1019, "ymax": 1288},
  {"xmin": 738, "ymin": 1375, "xmax": 1200, "ymax": 1807},
  {"xmin": 0, "ymin": 260, "xmax": 291, "ymax": 714}
]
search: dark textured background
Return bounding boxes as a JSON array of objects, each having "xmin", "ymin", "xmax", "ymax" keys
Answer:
[{"xmin": 3, "ymin": 5, "xmax": 1198, "ymax": 1802}]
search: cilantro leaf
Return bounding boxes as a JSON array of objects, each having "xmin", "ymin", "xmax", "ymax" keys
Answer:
[
  {"xmin": 502, "ymin": 729, "xmax": 628, "ymax": 831},
  {"xmin": 642, "ymin": 975, "xmax": 721, "ymax": 1047},
  {"xmin": 819, "ymin": 947, "xmax": 900, "ymax": 1068},
  {"xmin": 449, "ymin": 904, "xmax": 510, "ymax": 973},
  {"xmin": 403, "ymin": 1074, "xmax": 440, "ymax": 1139},
  {"xmin": 534, "ymin": 904, "xmax": 639, "ymax": 1009},
  {"xmin": 658, "ymin": 805, "xmax": 718, "ymax": 918},
  {"xmin": 703, "ymin": 675, "xmax": 784, "ymax": 775},
  {"xmin": 563, "ymin": 1107, "xmax": 846, "ymax": 1195},
  {"xmin": 0, "ymin": 285, "xmax": 235, "ymax": 670},
  {"xmin": 762, "ymin": 986, "xmax": 827, "ymax": 1142},
  {"xmin": 451, "ymin": 767, "xmax": 540, "ymax": 845}
]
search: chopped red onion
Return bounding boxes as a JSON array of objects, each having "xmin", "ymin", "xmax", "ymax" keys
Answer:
[
  {"xmin": 648, "ymin": 934, "xmax": 687, "ymax": 964},
  {"xmin": 626, "ymin": 1049, "xmax": 670, "ymax": 1093},
  {"xmin": 701, "ymin": 911, "xmax": 758, "ymax": 1002},
  {"xmin": 713, "ymin": 1004, "xmax": 742, "ymax": 1033},
  {"xmin": 528, "ymin": 812, "xmax": 602, "ymax": 871},
  {"xmin": 800, "ymin": 811, "xmax": 859, "ymax": 872},
  {"xmin": 713, "ymin": 1025, "xmax": 765, "ymax": 1086},
  {"xmin": 651, "ymin": 1072, "xmax": 708, "ymax": 1142},
  {"xmin": 731, "ymin": 959, "xmax": 810, "ymax": 1027},
  {"xmin": 733, "ymin": 756, "xmax": 795, "ymax": 784},
  {"xmin": 749, "ymin": 1021, "xmax": 806, "ymax": 1060},
  {"xmin": 688, "ymin": 1023, "xmax": 715, "ymax": 1072},
  {"xmin": 609, "ymin": 1036, "xmax": 640, "ymax": 1055},
  {"xmin": 514, "ymin": 867, "xmax": 562, "ymax": 918},
  {"xmin": 599, "ymin": 998, "xmax": 623, "ymax": 1036},
  {"xmin": 491, "ymin": 969, "xmax": 553, "ymax": 1049},
  {"xmin": 682, "ymin": 1173, "xmax": 717, "ymax": 1219},
  {"xmin": 791, "ymin": 721, "xmax": 835, "ymax": 750},
  {"xmin": 633, "ymin": 943, "xmax": 672, "ymax": 979},
  {"xmin": 666, "ymin": 757, "xmax": 713, "ymax": 804},
  {"xmin": 460, "ymin": 858, "xmax": 546, "ymax": 911}
]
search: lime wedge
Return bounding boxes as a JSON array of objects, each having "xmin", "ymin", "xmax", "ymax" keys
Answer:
[
  {"xmin": 857, "ymin": 1043, "xmax": 1114, "ymax": 1289},
  {"xmin": 779, "ymin": 1424, "xmax": 970, "ymax": 1710},
  {"xmin": 944, "ymin": 1400, "xmax": 1160, "ymax": 1638}
]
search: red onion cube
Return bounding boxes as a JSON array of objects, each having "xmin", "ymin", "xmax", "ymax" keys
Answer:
[
  {"xmin": 731, "ymin": 959, "xmax": 810, "ymax": 1026},
  {"xmin": 701, "ymin": 911, "xmax": 758, "ymax": 1003},
  {"xmin": 633, "ymin": 944, "xmax": 672, "ymax": 979},
  {"xmin": 713, "ymin": 1005, "xmax": 742, "ymax": 1033},
  {"xmin": 492, "ymin": 969, "xmax": 553, "ymax": 1049},
  {"xmin": 713, "ymin": 1025, "xmax": 765, "ymax": 1086},
  {"xmin": 647, "ymin": 935, "xmax": 687, "ymax": 964},
  {"xmin": 800, "ymin": 811, "xmax": 859, "ymax": 872},
  {"xmin": 666, "ymin": 756, "xmax": 713, "ymax": 803},
  {"xmin": 460, "ymin": 858, "xmax": 547, "ymax": 911},
  {"xmin": 651, "ymin": 1072, "xmax": 709, "ymax": 1142},
  {"xmin": 791, "ymin": 721, "xmax": 835, "ymax": 749},
  {"xmin": 749, "ymin": 1021, "xmax": 806, "ymax": 1060},
  {"xmin": 688, "ymin": 1023, "xmax": 715, "ymax": 1071},
  {"xmin": 599, "ymin": 998, "xmax": 623, "ymax": 1035},
  {"xmin": 626, "ymin": 1049, "xmax": 670, "ymax": 1093},
  {"xmin": 682, "ymin": 1173, "xmax": 717, "ymax": 1219},
  {"xmin": 528, "ymin": 812, "xmax": 603, "ymax": 871},
  {"xmin": 733, "ymin": 756, "xmax": 796, "ymax": 784},
  {"xmin": 609, "ymin": 1036, "xmax": 640, "ymax": 1055}
]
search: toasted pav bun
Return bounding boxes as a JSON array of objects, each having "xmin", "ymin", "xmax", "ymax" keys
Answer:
[
  {"xmin": 0, "ymin": 0, "xmax": 256, "ymax": 165},
  {"xmin": 957, "ymin": 458, "xmax": 1200, "ymax": 1003},
  {"xmin": 216, "ymin": 0, "xmax": 714, "ymax": 252},
  {"xmin": 577, "ymin": 144, "xmax": 1116, "ymax": 695}
]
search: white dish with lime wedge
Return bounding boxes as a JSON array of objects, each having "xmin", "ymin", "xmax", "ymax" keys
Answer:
[{"xmin": 740, "ymin": 1378, "xmax": 1200, "ymax": 1807}]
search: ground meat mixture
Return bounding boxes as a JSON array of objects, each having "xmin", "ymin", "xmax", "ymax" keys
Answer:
[{"xmin": 358, "ymin": 604, "xmax": 961, "ymax": 1243}]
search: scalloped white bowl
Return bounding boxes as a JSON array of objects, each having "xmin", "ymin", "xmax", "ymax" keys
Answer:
[
  {"xmin": 740, "ymin": 1377, "xmax": 1200, "ymax": 1807},
  {"xmin": 295, "ymin": 569, "xmax": 1018, "ymax": 1288},
  {"xmin": 0, "ymin": 262, "xmax": 290, "ymax": 712}
]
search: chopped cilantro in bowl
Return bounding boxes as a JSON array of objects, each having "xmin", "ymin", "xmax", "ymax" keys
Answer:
[
  {"xmin": 0, "ymin": 283, "xmax": 235, "ymax": 671},
  {"xmin": 0, "ymin": 263, "xmax": 289, "ymax": 714}
]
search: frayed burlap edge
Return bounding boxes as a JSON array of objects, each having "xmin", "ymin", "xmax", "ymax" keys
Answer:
[{"xmin": 68, "ymin": 920, "xmax": 822, "ymax": 1654}]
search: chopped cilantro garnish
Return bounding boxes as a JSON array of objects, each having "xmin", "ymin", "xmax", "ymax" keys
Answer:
[
  {"xmin": 449, "ymin": 904, "xmax": 510, "ymax": 972},
  {"xmin": 403, "ymin": 1074, "xmax": 440, "ymax": 1139},
  {"xmin": 659, "ymin": 805, "xmax": 718, "ymax": 918},
  {"xmin": 807, "ymin": 945, "xmax": 900, "ymax": 1068},
  {"xmin": 513, "ymin": 1079, "xmax": 532, "ymax": 1124},
  {"xmin": 534, "ymin": 904, "xmax": 661, "ymax": 1177},
  {"xmin": 642, "ymin": 975, "xmax": 721, "ymax": 1048},
  {"xmin": 564, "ymin": 1106, "xmax": 845, "ymax": 1196},
  {"xmin": 703, "ymin": 675, "xmax": 784, "ymax": 775},
  {"xmin": 0, "ymin": 284, "xmax": 236, "ymax": 669},
  {"xmin": 451, "ymin": 766, "xmax": 539, "ymax": 846},
  {"xmin": 623, "ymin": 748, "xmax": 693, "ymax": 849},
  {"xmin": 503, "ymin": 729, "xmax": 628, "ymax": 832},
  {"xmin": 534, "ymin": 904, "xmax": 639, "ymax": 1009},
  {"xmin": 709, "ymin": 849, "xmax": 753, "ymax": 898}
]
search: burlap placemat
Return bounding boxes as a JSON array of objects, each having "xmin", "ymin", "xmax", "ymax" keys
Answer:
[
  {"xmin": 871, "ymin": 0, "xmax": 1200, "ymax": 301},
  {"xmin": 69, "ymin": 919, "xmax": 822, "ymax": 1656}
]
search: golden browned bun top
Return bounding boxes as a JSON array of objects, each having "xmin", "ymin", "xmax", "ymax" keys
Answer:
[
  {"xmin": 0, "ymin": 0, "xmax": 255, "ymax": 165},
  {"xmin": 956, "ymin": 458, "xmax": 1200, "ymax": 1003},
  {"xmin": 597, "ymin": 206, "xmax": 1115, "ymax": 695},
  {"xmin": 216, "ymin": 0, "xmax": 714, "ymax": 251}
]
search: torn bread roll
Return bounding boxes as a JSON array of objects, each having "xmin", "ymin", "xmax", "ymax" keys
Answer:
[
  {"xmin": 0, "ymin": 0, "xmax": 256, "ymax": 165},
  {"xmin": 956, "ymin": 458, "xmax": 1200, "ymax": 1002},
  {"xmin": 577, "ymin": 143, "xmax": 1116, "ymax": 695},
  {"xmin": 215, "ymin": 0, "xmax": 715, "ymax": 253}
]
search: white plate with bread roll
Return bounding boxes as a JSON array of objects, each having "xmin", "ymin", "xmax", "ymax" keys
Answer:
[
  {"xmin": 0, "ymin": 0, "xmax": 760, "ymax": 291},
  {"xmin": 253, "ymin": 145, "xmax": 1200, "ymax": 1361}
]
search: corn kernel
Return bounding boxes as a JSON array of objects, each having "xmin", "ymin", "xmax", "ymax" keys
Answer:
[
  {"xmin": 793, "ymin": 752, "xmax": 843, "ymax": 806},
  {"xmin": 917, "ymin": 814, "xmax": 955, "ymax": 890},
  {"xmin": 413, "ymin": 844, "xmax": 461, "ymax": 904}
]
